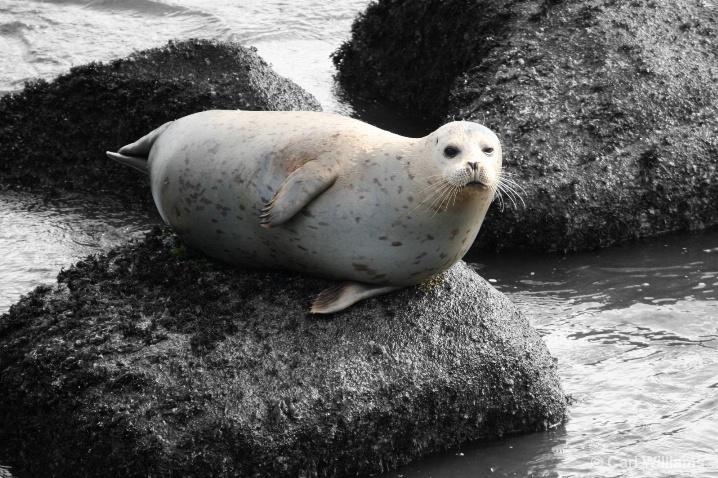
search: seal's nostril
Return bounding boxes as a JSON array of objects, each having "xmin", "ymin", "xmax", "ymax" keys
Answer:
[{"xmin": 469, "ymin": 162, "xmax": 479, "ymax": 172}]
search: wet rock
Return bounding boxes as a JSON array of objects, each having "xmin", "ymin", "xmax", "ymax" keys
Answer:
[
  {"xmin": 334, "ymin": 0, "xmax": 718, "ymax": 251},
  {"xmin": 0, "ymin": 228, "xmax": 567, "ymax": 478},
  {"xmin": 0, "ymin": 39, "xmax": 321, "ymax": 201}
]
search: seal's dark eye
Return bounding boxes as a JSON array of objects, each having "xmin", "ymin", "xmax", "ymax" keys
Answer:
[
  {"xmin": 483, "ymin": 147, "xmax": 494, "ymax": 154},
  {"xmin": 444, "ymin": 146, "xmax": 459, "ymax": 158}
]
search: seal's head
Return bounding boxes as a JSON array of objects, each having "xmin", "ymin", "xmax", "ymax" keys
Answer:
[
  {"xmin": 434, "ymin": 122, "xmax": 502, "ymax": 190},
  {"xmin": 417, "ymin": 121, "xmax": 503, "ymax": 212}
]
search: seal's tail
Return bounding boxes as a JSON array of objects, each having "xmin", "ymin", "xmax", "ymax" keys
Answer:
[{"xmin": 106, "ymin": 121, "xmax": 173, "ymax": 174}]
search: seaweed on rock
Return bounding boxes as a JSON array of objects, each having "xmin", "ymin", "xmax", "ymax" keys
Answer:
[
  {"xmin": 0, "ymin": 39, "xmax": 321, "ymax": 200},
  {"xmin": 335, "ymin": 0, "xmax": 718, "ymax": 251},
  {"xmin": 0, "ymin": 229, "xmax": 568, "ymax": 478}
]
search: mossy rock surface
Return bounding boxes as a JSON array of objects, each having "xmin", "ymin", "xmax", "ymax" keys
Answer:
[
  {"xmin": 334, "ymin": 0, "xmax": 718, "ymax": 251},
  {"xmin": 332, "ymin": 0, "xmax": 520, "ymax": 120},
  {"xmin": 0, "ymin": 228, "xmax": 567, "ymax": 478},
  {"xmin": 0, "ymin": 39, "xmax": 321, "ymax": 200}
]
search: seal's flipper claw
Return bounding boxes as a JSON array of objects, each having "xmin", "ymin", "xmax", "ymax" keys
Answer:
[
  {"xmin": 261, "ymin": 161, "xmax": 338, "ymax": 227},
  {"xmin": 258, "ymin": 209, "xmax": 272, "ymax": 228},
  {"xmin": 310, "ymin": 283, "xmax": 402, "ymax": 314},
  {"xmin": 259, "ymin": 217, "xmax": 273, "ymax": 228}
]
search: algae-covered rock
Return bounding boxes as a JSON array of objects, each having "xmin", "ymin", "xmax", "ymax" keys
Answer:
[
  {"xmin": 0, "ymin": 39, "xmax": 321, "ymax": 199},
  {"xmin": 334, "ymin": 0, "xmax": 718, "ymax": 251},
  {"xmin": 0, "ymin": 228, "xmax": 567, "ymax": 478},
  {"xmin": 332, "ymin": 0, "xmax": 519, "ymax": 119}
]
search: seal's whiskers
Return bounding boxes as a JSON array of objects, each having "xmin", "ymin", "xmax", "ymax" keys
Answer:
[
  {"xmin": 425, "ymin": 181, "xmax": 455, "ymax": 215},
  {"xmin": 413, "ymin": 174, "xmax": 447, "ymax": 193},
  {"xmin": 494, "ymin": 173, "xmax": 525, "ymax": 210},
  {"xmin": 447, "ymin": 186, "xmax": 463, "ymax": 207},
  {"xmin": 410, "ymin": 178, "xmax": 453, "ymax": 215},
  {"xmin": 441, "ymin": 184, "xmax": 461, "ymax": 213},
  {"xmin": 433, "ymin": 182, "xmax": 464, "ymax": 216}
]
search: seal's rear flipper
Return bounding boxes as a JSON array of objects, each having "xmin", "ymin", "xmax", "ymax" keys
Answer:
[
  {"xmin": 118, "ymin": 121, "xmax": 173, "ymax": 157},
  {"xmin": 106, "ymin": 121, "xmax": 174, "ymax": 174},
  {"xmin": 106, "ymin": 151, "xmax": 149, "ymax": 174},
  {"xmin": 311, "ymin": 283, "xmax": 402, "ymax": 314}
]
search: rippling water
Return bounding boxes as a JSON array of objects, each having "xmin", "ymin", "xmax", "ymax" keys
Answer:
[
  {"xmin": 380, "ymin": 235, "xmax": 718, "ymax": 477},
  {"xmin": 462, "ymin": 234, "xmax": 717, "ymax": 477},
  {"xmin": 0, "ymin": 0, "xmax": 369, "ymax": 112},
  {"xmin": 0, "ymin": 190, "xmax": 160, "ymax": 312},
  {"xmin": 1, "ymin": 1, "xmax": 717, "ymax": 477}
]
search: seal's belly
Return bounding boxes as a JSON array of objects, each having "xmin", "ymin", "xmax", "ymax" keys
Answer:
[{"xmin": 155, "ymin": 163, "xmax": 479, "ymax": 285}]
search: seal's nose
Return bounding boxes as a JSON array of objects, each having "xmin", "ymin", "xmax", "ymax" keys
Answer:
[{"xmin": 469, "ymin": 161, "xmax": 479, "ymax": 172}]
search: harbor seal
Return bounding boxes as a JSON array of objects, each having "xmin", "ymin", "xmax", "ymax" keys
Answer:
[{"xmin": 107, "ymin": 110, "xmax": 502, "ymax": 313}]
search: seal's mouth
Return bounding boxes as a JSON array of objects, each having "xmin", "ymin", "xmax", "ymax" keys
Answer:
[{"xmin": 466, "ymin": 181, "xmax": 489, "ymax": 189}]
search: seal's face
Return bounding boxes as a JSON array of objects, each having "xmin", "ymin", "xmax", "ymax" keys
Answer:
[{"xmin": 424, "ymin": 122, "xmax": 502, "ymax": 209}]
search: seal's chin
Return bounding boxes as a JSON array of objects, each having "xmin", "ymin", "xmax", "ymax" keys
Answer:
[{"xmin": 466, "ymin": 181, "xmax": 489, "ymax": 190}]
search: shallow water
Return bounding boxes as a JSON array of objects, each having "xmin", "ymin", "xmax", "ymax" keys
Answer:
[
  {"xmin": 383, "ymin": 232, "xmax": 718, "ymax": 477},
  {"xmin": 0, "ymin": 0, "xmax": 369, "ymax": 114},
  {"xmin": 1, "ymin": 1, "xmax": 717, "ymax": 477},
  {"xmin": 0, "ymin": 190, "xmax": 159, "ymax": 313}
]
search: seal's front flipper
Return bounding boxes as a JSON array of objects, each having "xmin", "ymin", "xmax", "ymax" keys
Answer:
[
  {"xmin": 311, "ymin": 283, "xmax": 402, "ymax": 314},
  {"xmin": 260, "ymin": 160, "xmax": 339, "ymax": 228}
]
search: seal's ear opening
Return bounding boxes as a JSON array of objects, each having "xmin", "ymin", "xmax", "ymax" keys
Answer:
[{"xmin": 310, "ymin": 283, "xmax": 401, "ymax": 314}]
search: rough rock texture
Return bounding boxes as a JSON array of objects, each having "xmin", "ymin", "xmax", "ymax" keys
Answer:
[
  {"xmin": 332, "ymin": 0, "xmax": 518, "ymax": 120},
  {"xmin": 0, "ymin": 228, "xmax": 567, "ymax": 478},
  {"xmin": 334, "ymin": 0, "xmax": 718, "ymax": 251},
  {"xmin": 0, "ymin": 39, "xmax": 321, "ymax": 200}
]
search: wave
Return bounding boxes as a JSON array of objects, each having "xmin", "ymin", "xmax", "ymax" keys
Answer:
[
  {"xmin": 40, "ymin": 0, "xmax": 235, "ymax": 38},
  {"xmin": 0, "ymin": 20, "xmax": 36, "ymax": 36},
  {"xmin": 41, "ymin": 0, "xmax": 190, "ymax": 17}
]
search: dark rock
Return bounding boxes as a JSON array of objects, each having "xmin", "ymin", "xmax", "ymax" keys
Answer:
[
  {"xmin": 0, "ymin": 228, "xmax": 567, "ymax": 478},
  {"xmin": 334, "ymin": 0, "xmax": 718, "ymax": 251},
  {"xmin": 332, "ymin": 0, "xmax": 519, "ymax": 122},
  {"xmin": 0, "ymin": 39, "xmax": 321, "ymax": 201}
]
